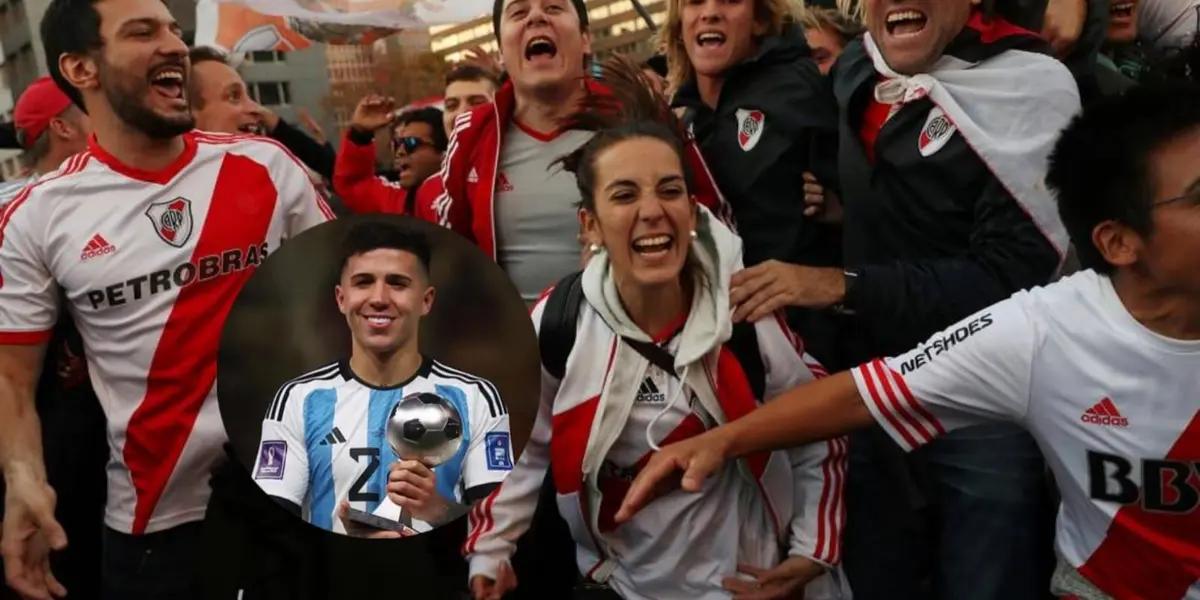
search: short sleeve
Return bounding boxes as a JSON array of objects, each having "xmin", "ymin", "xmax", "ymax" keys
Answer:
[
  {"xmin": 461, "ymin": 381, "xmax": 513, "ymax": 492},
  {"xmin": 273, "ymin": 146, "xmax": 334, "ymax": 237},
  {"xmin": 253, "ymin": 384, "xmax": 311, "ymax": 505},
  {"xmin": 850, "ymin": 293, "xmax": 1038, "ymax": 452},
  {"xmin": 0, "ymin": 198, "xmax": 58, "ymax": 344}
]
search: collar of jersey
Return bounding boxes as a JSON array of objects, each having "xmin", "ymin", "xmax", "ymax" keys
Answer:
[
  {"xmin": 338, "ymin": 355, "xmax": 434, "ymax": 390},
  {"xmin": 87, "ymin": 131, "xmax": 198, "ymax": 185}
]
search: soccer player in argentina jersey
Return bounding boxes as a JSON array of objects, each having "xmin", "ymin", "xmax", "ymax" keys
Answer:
[
  {"xmin": 619, "ymin": 82, "xmax": 1200, "ymax": 600},
  {"xmin": 252, "ymin": 222, "xmax": 513, "ymax": 537},
  {"xmin": 0, "ymin": 0, "xmax": 333, "ymax": 596}
]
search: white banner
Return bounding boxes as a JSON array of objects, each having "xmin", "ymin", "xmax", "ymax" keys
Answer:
[{"xmin": 211, "ymin": 0, "xmax": 491, "ymax": 29}]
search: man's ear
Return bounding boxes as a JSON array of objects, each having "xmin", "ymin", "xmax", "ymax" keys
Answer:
[
  {"xmin": 1092, "ymin": 220, "xmax": 1145, "ymax": 270},
  {"xmin": 581, "ymin": 31, "xmax": 593, "ymax": 57},
  {"xmin": 421, "ymin": 285, "xmax": 436, "ymax": 317},
  {"xmin": 47, "ymin": 117, "xmax": 72, "ymax": 142},
  {"xmin": 334, "ymin": 284, "xmax": 347, "ymax": 314},
  {"xmin": 58, "ymin": 53, "xmax": 99, "ymax": 99}
]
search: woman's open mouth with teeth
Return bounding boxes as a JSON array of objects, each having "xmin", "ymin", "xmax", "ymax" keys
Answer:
[
  {"xmin": 238, "ymin": 122, "xmax": 264, "ymax": 135},
  {"xmin": 632, "ymin": 234, "xmax": 674, "ymax": 255},
  {"xmin": 1109, "ymin": 1, "xmax": 1137, "ymax": 20},
  {"xmin": 149, "ymin": 66, "xmax": 186, "ymax": 101},
  {"xmin": 885, "ymin": 9, "xmax": 927, "ymax": 36},
  {"xmin": 524, "ymin": 36, "xmax": 557, "ymax": 61},
  {"xmin": 696, "ymin": 31, "xmax": 725, "ymax": 48}
]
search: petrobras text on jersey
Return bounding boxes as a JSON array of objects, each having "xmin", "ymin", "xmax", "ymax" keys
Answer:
[{"xmin": 85, "ymin": 242, "xmax": 269, "ymax": 310}]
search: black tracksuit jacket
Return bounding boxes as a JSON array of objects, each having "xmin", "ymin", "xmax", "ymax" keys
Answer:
[
  {"xmin": 832, "ymin": 22, "xmax": 1064, "ymax": 365},
  {"xmin": 674, "ymin": 25, "xmax": 842, "ymax": 364}
]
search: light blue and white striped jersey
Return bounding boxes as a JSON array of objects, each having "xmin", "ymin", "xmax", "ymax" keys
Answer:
[{"xmin": 253, "ymin": 358, "xmax": 513, "ymax": 534}]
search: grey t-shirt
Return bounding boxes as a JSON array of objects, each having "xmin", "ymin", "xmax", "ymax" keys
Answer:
[{"xmin": 494, "ymin": 122, "xmax": 594, "ymax": 303}]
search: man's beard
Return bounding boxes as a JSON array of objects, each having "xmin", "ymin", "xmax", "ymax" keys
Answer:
[{"xmin": 99, "ymin": 60, "xmax": 195, "ymax": 139}]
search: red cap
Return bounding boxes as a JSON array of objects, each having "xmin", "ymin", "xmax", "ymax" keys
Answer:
[{"xmin": 14, "ymin": 77, "xmax": 74, "ymax": 149}]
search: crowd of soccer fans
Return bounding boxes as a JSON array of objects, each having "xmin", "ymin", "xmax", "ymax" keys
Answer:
[{"xmin": 0, "ymin": 0, "xmax": 1198, "ymax": 598}]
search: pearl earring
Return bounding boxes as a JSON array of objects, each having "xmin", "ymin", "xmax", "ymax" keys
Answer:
[
  {"xmin": 689, "ymin": 230, "xmax": 698, "ymax": 240},
  {"xmin": 589, "ymin": 243, "xmax": 603, "ymax": 254}
]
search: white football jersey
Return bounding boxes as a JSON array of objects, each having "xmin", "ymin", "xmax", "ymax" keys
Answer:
[
  {"xmin": 851, "ymin": 270, "xmax": 1200, "ymax": 599},
  {"xmin": 253, "ymin": 359, "xmax": 513, "ymax": 534},
  {"xmin": 0, "ymin": 131, "xmax": 334, "ymax": 534}
]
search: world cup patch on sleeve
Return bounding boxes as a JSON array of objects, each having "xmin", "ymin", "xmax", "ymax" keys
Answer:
[
  {"xmin": 256, "ymin": 441, "xmax": 287, "ymax": 480},
  {"xmin": 485, "ymin": 432, "xmax": 513, "ymax": 471}
]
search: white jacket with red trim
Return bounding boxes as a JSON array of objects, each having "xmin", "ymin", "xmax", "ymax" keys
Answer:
[{"xmin": 463, "ymin": 207, "xmax": 849, "ymax": 599}]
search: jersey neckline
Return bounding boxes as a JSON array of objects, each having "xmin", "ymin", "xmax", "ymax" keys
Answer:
[
  {"xmin": 338, "ymin": 355, "xmax": 434, "ymax": 391},
  {"xmin": 87, "ymin": 131, "xmax": 198, "ymax": 185},
  {"xmin": 1093, "ymin": 272, "xmax": 1200, "ymax": 355}
]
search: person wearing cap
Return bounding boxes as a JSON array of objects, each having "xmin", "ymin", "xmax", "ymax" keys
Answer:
[{"xmin": 0, "ymin": 76, "xmax": 91, "ymax": 208}]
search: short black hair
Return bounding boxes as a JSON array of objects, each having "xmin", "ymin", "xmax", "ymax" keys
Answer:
[
  {"xmin": 1047, "ymin": 82, "xmax": 1200, "ymax": 274},
  {"xmin": 339, "ymin": 221, "xmax": 433, "ymax": 279},
  {"xmin": 446, "ymin": 63, "xmax": 501, "ymax": 89},
  {"xmin": 40, "ymin": 0, "xmax": 105, "ymax": 111},
  {"xmin": 492, "ymin": 0, "xmax": 589, "ymax": 38},
  {"xmin": 394, "ymin": 107, "xmax": 448, "ymax": 153},
  {"xmin": 188, "ymin": 46, "xmax": 231, "ymax": 110}
]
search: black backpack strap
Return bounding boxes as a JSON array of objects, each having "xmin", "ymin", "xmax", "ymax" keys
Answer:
[
  {"xmin": 538, "ymin": 271, "xmax": 585, "ymax": 381},
  {"xmin": 727, "ymin": 321, "xmax": 766, "ymax": 402}
]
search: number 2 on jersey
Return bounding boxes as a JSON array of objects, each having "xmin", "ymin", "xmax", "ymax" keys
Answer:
[{"xmin": 348, "ymin": 447, "xmax": 381, "ymax": 502}]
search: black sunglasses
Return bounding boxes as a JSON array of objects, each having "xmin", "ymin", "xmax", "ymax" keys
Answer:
[{"xmin": 392, "ymin": 136, "xmax": 432, "ymax": 154}]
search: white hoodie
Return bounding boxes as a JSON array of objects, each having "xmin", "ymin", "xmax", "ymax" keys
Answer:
[{"xmin": 464, "ymin": 206, "xmax": 850, "ymax": 599}]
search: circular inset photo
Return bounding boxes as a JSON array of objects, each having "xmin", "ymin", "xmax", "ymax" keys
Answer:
[{"xmin": 217, "ymin": 215, "xmax": 537, "ymax": 538}]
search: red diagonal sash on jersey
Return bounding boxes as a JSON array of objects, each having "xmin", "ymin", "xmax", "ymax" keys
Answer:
[
  {"xmin": 1078, "ymin": 411, "xmax": 1200, "ymax": 599},
  {"xmin": 124, "ymin": 154, "xmax": 279, "ymax": 534}
]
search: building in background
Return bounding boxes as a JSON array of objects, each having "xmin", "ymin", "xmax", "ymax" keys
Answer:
[
  {"xmin": 325, "ymin": 29, "xmax": 431, "ymax": 129},
  {"xmin": 430, "ymin": 0, "xmax": 664, "ymax": 64},
  {"xmin": 238, "ymin": 46, "xmax": 339, "ymax": 143}
]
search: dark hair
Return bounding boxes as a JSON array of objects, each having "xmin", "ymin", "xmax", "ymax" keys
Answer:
[
  {"xmin": 492, "ymin": 0, "xmax": 589, "ymax": 38},
  {"xmin": 641, "ymin": 55, "xmax": 668, "ymax": 78},
  {"xmin": 339, "ymin": 221, "xmax": 433, "ymax": 278},
  {"xmin": 1046, "ymin": 82, "xmax": 1200, "ymax": 274},
  {"xmin": 393, "ymin": 107, "xmax": 449, "ymax": 153},
  {"xmin": 188, "ymin": 46, "xmax": 230, "ymax": 110},
  {"xmin": 40, "ymin": 0, "xmax": 105, "ymax": 111},
  {"xmin": 446, "ymin": 63, "xmax": 501, "ymax": 89},
  {"xmin": 559, "ymin": 55, "xmax": 693, "ymax": 211}
]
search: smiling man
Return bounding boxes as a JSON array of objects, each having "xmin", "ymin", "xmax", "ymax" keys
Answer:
[
  {"xmin": 252, "ymin": 221, "xmax": 512, "ymax": 537},
  {"xmin": 0, "ymin": 0, "xmax": 333, "ymax": 597}
]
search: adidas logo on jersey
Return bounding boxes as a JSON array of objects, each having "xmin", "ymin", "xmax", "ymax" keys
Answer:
[
  {"xmin": 319, "ymin": 427, "xmax": 347, "ymax": 446},
  {"xmin": 635, "ymin": 378, "xmax": 665, "ymax": 403},
  {"xmin": 80, "ymin": 234, "xmax": 117, "ymax": 261},
  {"xmin": 1081, "ymin": 397, "xmax": 1129, "ymax": 427},
  {"xmin": 468, "ymin": 167, "xmax": 479, "ymax": 184}
]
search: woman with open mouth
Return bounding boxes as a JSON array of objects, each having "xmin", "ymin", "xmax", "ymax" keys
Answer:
[
  {"xmin": 462, "ymin": 60, "xmax": 850, "ymax": 600},
  {"xmin": 661, "ymin": 0, "xmax": 843, "ymax": 369}
]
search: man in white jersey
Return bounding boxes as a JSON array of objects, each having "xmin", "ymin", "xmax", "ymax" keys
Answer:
[
  {"xmin": 253, "ymin": 221, "xmax": 512, "ymax": 536},
  {"xmin": 619, "ymin": 82, "xmax": 1200, "ymax": 600},
  {"xmin": 0, "ymin": 0, "xmax": 333, "ymax": 596}
]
